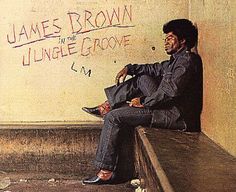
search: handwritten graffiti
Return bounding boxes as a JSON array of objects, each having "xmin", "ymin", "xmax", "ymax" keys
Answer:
[
  {"xmin": 22, "ymin": 34, "xmax": 131, "ymax": 66},
  {"xmin": 80, "ymin": 66, "xmax": 92, "ymax": 77},
  {"xmin": 22, "ymin": 42, "xmax": 78, "ymax": 66},
  {"xmin": 68, "ymin": 5, "xmax": 132, "ymax": 34},
  {"xmin": 7, "ymin": 19, "xmax": 61, "ymax": 48},
  {"xmin": 7, "ymin": 5, "xmax": 133, "ymax": 48},
  {"xmin": 59, "ymin": 35, "xmax": 77, "ymax": 44},
  {"xmin": 81, "ymin": 35, "xmax": 131, "ymax": 56},
  {"xmin": 71, "ymin": 62, "xmax": 91, "ymax": 77},
  {"xmin": 6, "ymin": 4, "xmax": 134, "ymax": 67}
]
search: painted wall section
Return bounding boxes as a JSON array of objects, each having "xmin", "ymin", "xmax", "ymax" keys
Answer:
[
  {"xmin": 1, "ymin": 0, "xmax": 235, "ymax": 157},
  {"xmin": 0, "ymin": 0, "xmax": 188, "ymax": 122},
  {"xmin": 189, "ymin": 0, "xmax": 236, "ymax": 156}
]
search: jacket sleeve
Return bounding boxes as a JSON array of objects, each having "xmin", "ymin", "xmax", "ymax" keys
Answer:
[
  {"xmin": 141, "ymin": 56, "xmax": 195, "ymax": 108},
  {"xmin": 125, "ymin": 61, "xmax": 165, "ymax": 77}
]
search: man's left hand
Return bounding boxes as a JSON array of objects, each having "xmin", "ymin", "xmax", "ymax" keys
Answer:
[{"xmin": 129, "ymin": 98, "xmax": 144, "ymax": 108}]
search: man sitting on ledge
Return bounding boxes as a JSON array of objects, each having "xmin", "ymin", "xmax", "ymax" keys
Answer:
[{"xmin": 82, "ymin": 19, "xmax": 202, "ymax": 185}]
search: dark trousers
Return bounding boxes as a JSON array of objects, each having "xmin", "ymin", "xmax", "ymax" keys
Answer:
[{"xmin": 94, "ymin": 75, "xmax": 160, "ymax": 171}]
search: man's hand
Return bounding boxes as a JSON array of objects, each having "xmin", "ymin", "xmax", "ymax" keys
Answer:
[
  {"xmin": 129, "ymin": 97, "xmax": 144, "ymax": 108},
  {"xmin": 115, "ymin": 66, "xmax": 128, "ymax": 86}
]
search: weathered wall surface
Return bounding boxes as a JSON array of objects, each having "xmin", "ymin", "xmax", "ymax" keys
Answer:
[
  {"xmin": 0, "ymin": 0, "xmax": 188, "ymax": 122},
  {"xmin": 189, "ymin": 0, "xmax": 236, "ymax": 156},
  {"xmin": 1, "ymin": 0, "xmax": 235, "ymax": 157}
]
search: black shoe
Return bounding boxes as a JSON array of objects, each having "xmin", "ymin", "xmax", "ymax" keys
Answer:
[
  {"xmin": 82, "ymin": 175, "xmax": 116, "ymax": 185},
  {"xmin": 82, "ymin": 106, "xmax": 102, "ymax": 118}
]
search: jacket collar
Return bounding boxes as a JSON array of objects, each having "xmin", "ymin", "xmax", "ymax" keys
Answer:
[{"xmin": 172, "ymin": 47, "xmax": 189, "ymax": 60}]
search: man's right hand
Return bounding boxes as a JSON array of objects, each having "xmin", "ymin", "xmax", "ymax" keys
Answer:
[{"xmin": 115, "ymin": 66, "xmax": 128, "ymax": 86}]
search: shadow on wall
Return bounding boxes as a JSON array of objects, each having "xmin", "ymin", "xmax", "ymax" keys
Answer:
[
  {"xmin": 192, "ymin": 26, "xmax": 203, "ymax": 132},
  {"xmin": 195, "ymin": 53, "xmax": 203, "ymax": 132}
]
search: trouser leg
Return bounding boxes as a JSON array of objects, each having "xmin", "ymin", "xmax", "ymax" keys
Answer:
[
  {"xmin": 94, "ymin": 106, "xmax": 152, "ymax": 171},
  {"xmin": 94, "ymin": 75, "xmax": 159, "ymax": 170},
  {"xmin": 105, "ymin": 75, "xmax": 160, "ymax": 108}
]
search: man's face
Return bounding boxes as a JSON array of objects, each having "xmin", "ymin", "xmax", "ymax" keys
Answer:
[{"xmin": 164, "ymin": 32, "xmax": 185, "ymax": 55}]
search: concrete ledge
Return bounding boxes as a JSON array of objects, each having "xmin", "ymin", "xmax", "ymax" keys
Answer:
[
  {"xmin": 0, "ymin": 121, "xmax": 103, "ymax": 129},
  {"xmin": 135, "ymin": 127, "xmax": 236, "ymax": 192},
  {"xmin": 135, "ymin": 127, "xmax": 174, "ymax": 192},
  {"xmin": 0, "ymin": 123, "xmax": 103, "ymax": 176},
  {"xmin": 0, "ymin": 122, "xmax": 135, "ymax": 181}
]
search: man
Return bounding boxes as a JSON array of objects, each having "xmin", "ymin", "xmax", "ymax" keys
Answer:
[{"xmin": 82, "ymin": 19, "xmax": 202, "ymax": 185}]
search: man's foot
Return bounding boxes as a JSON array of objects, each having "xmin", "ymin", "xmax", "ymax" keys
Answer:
[
  {"xmin": 82, "ymin": 106, "xmax": 102, "ymax": 118},
  {"xmin": 82, "ymin": 101, "xmax": 111, "ymax": 118},
  {"xmin": 82, "ymin": 170, "xmax": 115, "ymax": 185}
]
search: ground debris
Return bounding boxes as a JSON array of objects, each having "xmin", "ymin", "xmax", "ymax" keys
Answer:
[
  {"xmin": 48, "ymin": 178, "xmax": 56, "ymax": 183},
  {"xmin": 0, "ymin": 176, "xmax": 11, "ymax": 190},
  {"xmin": 19, "ymin": 179, "xmax": 28, "ymax": 183},
  {"xmin": 130, "ymin": 179, "xmax": 141, "ymax": 188}
]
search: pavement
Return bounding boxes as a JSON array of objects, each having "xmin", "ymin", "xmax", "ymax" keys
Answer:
[{"xmin": 0, "ymin": 172, "xmax": 135, "ymax": 192}]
